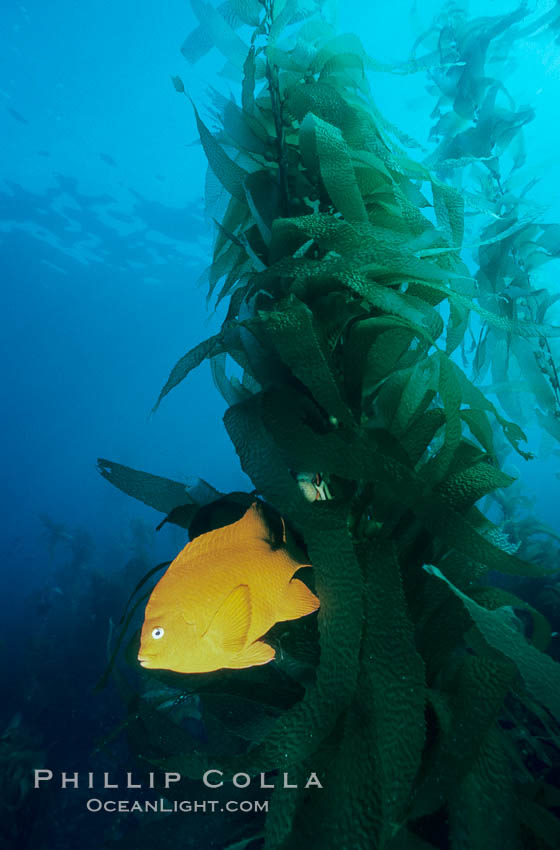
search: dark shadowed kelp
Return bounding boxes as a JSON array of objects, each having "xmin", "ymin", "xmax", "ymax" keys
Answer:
[{"xmin": 98, "ymin": 2, "xmax": 560, "ymax": 848}]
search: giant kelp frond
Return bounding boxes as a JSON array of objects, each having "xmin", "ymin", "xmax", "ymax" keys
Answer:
[
  {"xmin": 412, "ymin": 2, "xmax": 560, "ymax": 449},
  {"xmin": 96, "ymin": 459, "xmax": 222, "ymax": 527},
  {"xmin": 102, "ymin": 2, "xmax": 560, "ymax": 849}
]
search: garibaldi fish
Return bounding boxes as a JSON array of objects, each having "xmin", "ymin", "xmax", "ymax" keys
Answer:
[{"xmin": 138, "ymin": 502, "xmax": 319, "ymax": 673}]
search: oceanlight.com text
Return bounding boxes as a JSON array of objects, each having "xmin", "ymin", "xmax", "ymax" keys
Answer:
[{"xmin": 86, "ymin": 798, "xmax": 269, "ymax": 814}]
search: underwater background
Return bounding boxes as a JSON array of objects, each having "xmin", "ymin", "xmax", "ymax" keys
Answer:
[{"xmin": 3, "ymin": 0, "xmax": 560, "ymax": 848}]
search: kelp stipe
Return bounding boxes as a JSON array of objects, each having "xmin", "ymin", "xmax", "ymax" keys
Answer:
[{"xmin": 98, "ymin": 2, "xmax": 560, "ymax": 848}]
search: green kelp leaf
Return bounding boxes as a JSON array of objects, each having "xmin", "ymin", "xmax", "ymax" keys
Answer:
[
  {"xmin": 361, "ymin": 326, "xmax": 420, "ymax": 389},
  {"xmin": 344, "ymin": 324, "xmax": 413, "ymax": 407},
  {"xmin": 205, "ymin": 239, "xmax": 244, "ymax": 302},
  {"xmin": 310, "ymin": 290, "xmax": 365, "ymax": 357},
  {"xmin": 192, "ymin": 103, "xmax": 248, "ymax": 202},
  {"xmin": 446, "ymin": 302, "xmax": 468, "ymax": 355},
  {"xmin": 360, "ymin": 248, "xmax": 465, "ymax": 287},
  {"xmin": 268, "ymin": 0, "xmax": 319, "ymax": 41},
  {"xmin": 394, "ymin": 357, "xmax": 438, "ymax": 435},
  {"xmin": 284, "ymin": 81, "xmax": 360, "ymax": 133},
  {"xmin": 320, "ymin": 53, "xmax": 370, "ymax": 95},
  {"xmin": 266, "ymin": 44, "xmax": 307, "ymax": 73},
  {"xmin": 230, "ymin": 322, "xmax": 293, "ymax": 390},
  {"xmin": 300, "ymin": 113, "xmax": 368, "ymax": 223},
  {"xmin": 266, "ymin": 393, "xmax": 546, "ymax": 576},
  {"xmin": 401, "ymin": 408, "xmax": 446, "ymax": 467},
  {"xmin": 470, "ymin": 586, "xmax": 551, "ymax": 652},
  {"xmin": 293, "ymin": 18, "xmax": 336, "ymax": 62},
  {"xmin": 448, "ymin": 727, "xmax": 516, "ymax": 850},
  {"xmin": 310, "ymin": 32, "xmax": 363, "ymax": 74},
  {"xmin": 255, "ymin": 296, "xmax": 355, "ymax": 427},
  {"xmin": 459, "ymin": 409, "xmax": 494, "ymax": 455},
  {"xmin": 244, "ymin": 170, "xmax": 280, "ymax": 244},
  {"xmin": 152, "ymin": 332, "xmax": 225, "ymax": 411},
  {"xmin": 190, "ymin": 0, "xmax": 249, "ymax": 70},
  {"xmin": 358, "ymin": 541, "xmax": 426, "ymax": 844},
  {"xmin": 279, "ymin": 255, "xmax": 443, "ymax": 343},
  {"xmin": 286, "ymin": 542, "xmax": 426, "ymax": 850},
  {"xmin": 435, "ymin": 463, "xmax": 514, "ymax": 513},
  {"xmin": 340, "ymin": 274, "xmax": 443, "ymax": 342},
  {"xmin": 444, "ymin": 440, "xmax": 486, "ymax": 479},
  {"xmin": 510, "ymin": 336, "xmax": 557, "ymax": 411},
  {"xmin": 424, "ymin": 565, "xmax": 560, "ymax": 721},
  {"xmin": 354, "ymin": 162, "xmax": 391, "ymax": 201},
  {"xmin": 212, "ymin": 195, "xmax": 250, "ymax": 256},
  {"xmin": 536, "ymin": 222, "xmax": 560, "ymax": 257},
  {"xmin": 171, "ymin": 75, "xmax": 185, "ymax": 93},
  {"xmin": 452, "ymin": 360, "xmax": 531, "ymax": 458},
  {"xmin": 181, "ymin": 30, "xmax": 211, "ymax": 66},
  {"xmin": 210, "ymin": 353, "xmax": 253, "ymax": 405},
  {"xmin": 216, "ymin": 262, "xmax": 251, "ymax": 308},
  {"xmin": 351, "ymin": 148, "xmax": 393, "ymax": 183},
  {"xmin": 431, "ymin": 180, "xmax": 464, "ymax": 249},
  {"xmin": 180, "ymin": 0, "xmax": 251, "ymax": 65},
  {"xmin": 264, "ymin": 759, "xmax": 310, "ymax": 850},
  {"xmin": 377, "ymin": 370, "xmax": 422, "ymax": 435},
  {"xmin": 268, "ymin": 215, "xmax": 458, "ymax": 283},
  {"xmin": 368, "ymin": 190, "xmax": 431, "ymax": 241},
  {"xmin": 225, "ymin": 0, "xmax": 262, "ymax": 27},
  {"xmin": 219, "ymin": 96, "xmax": 269, "ymax": 156},
  {"xmin": 96, "ymin": 459, "xmax": 199, "ymax": 516},
  {"xmin": 407, "ymin": 276, "xmax": 560, "ymax": 340},
  {"xmin": 423, "ymin": 353, "xmax": 462, "ymax": 483},
  {"xmin": 268, "ymin": 215, "xmax": 345, "ymax": 263},
  {"xmin": 412, "ymin": 655, "xmax": 513, "ymax": 819},
  {"xmin": 416, "ymin": 583, "xmax": 475, "ymax": 676},
  {"xmin": 241, "ymin": 47, "xmax": 256, "ymax": 113}
]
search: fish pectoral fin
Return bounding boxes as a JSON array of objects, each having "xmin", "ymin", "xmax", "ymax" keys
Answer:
[
  {"xmin": 226, "ymin": 640, "xmax": 275, "ymax": 669},
  {"xmin": 278, "ymin": 578, "xmax": 320, "ymax": 622},
  {"xmin": 202, "ymin": 584, "xmax": 252, "ymax": 654}
]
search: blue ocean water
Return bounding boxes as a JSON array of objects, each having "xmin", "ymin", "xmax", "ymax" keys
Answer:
[{"xmin": 2, "ymin": 1, "xmax": 560, "ymax": 848}]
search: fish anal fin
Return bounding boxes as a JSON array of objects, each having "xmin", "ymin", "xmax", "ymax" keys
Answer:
[
  {"xmin": 203, "ymin": 584, "xmax": 251, "ymax": 653},
  {"xmin": 278, "ymin": 578, "xmax": 320, "ymax": 622},
  {"xmin": 226, "ymin": 640, "xmax": 275, "ymax": 669}
]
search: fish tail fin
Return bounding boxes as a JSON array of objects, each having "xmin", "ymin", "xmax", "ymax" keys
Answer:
[{"xmin": 278, "ymin": 577, "xmax": 320, "ymax": 622}]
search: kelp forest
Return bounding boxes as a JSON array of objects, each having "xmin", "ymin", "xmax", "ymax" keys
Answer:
[{"xmin": 97, "ymin": 2, "xmax": 560, "ymax": 848}]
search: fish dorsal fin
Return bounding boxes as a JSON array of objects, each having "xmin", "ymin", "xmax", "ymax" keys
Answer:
[
  {"xmin": 183, "ymin": 502, "xmax": 272, "ymax": 560},
  {"xmin": 234, "ymin": 502, "xmax": 272, "ymax": 544},
  {"xmin": 202, "ymin": 584, "xmax": 252, "ymax": 654}
]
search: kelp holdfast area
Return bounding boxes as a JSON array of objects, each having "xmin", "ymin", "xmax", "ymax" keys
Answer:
[{"xmin": 98, "ymin": 2, "xmax": 560, "ymax": 849}]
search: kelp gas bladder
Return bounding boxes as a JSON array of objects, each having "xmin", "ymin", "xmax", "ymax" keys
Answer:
[{"xmin": 99, "ymin": 2, "xmax": 560, "ymax": 848}]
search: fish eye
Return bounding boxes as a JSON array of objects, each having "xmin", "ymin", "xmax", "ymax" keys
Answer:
[{"xmin": 152, "ymin": 627, "xmax": 164, "ymax": 639}]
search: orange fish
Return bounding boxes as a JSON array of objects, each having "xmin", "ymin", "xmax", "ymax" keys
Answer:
[{"xmin": 138, "ymin": 503, "xmax": 319, "ymax": 673}]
